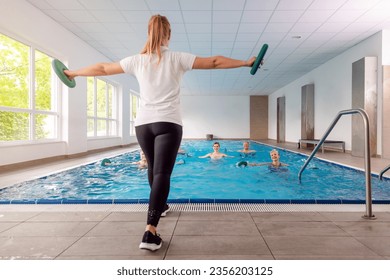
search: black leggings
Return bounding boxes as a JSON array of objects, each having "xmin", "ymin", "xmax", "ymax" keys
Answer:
[{"xmin": 135, "ymin": 122, "xmax": 182, "ymax": 227}]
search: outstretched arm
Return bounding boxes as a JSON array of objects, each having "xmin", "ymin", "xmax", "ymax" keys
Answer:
[
  {"xmin": 199, "ymin": 153, "xmax": 211, "ymax": 158},
  {"xmin": 64, "ymin": 62, "xmax": 124, "ymax": 80},
  {"xmin": 222, "ymin": 154, "xmax": 234, "ymax": 158},
  {"xmin": 193, "ymin": 56, "xmax": 256, "ymax": 70},
  {"xmin": 248, "ymin": 162, "xmax": 268, "ymax": 166}
]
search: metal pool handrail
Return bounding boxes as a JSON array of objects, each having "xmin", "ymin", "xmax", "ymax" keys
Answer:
[
  {"xmin": 298, "ymin": 108, "xmax": 375, "ymax": 219},
  {"xmin": 379, "ymin": 164, "xmax": 390, "ymax": 180}
]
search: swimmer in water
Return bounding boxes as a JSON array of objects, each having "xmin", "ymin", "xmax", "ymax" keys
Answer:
[
  {"xmin": 132, "ymin": 150, "xmax": 148, "ymax": 169},
  {"xmin": 199, "ymin": 142, "xmax": 233, "ymax": 160},
  {"xmin": 238, "ymin": 141, "xmax": 256, "ymax": 154},
  {"xmin": 249, "ymin": 149, "xmax": 288, "ymax": 168}
]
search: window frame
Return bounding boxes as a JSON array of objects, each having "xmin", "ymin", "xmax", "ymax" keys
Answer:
[
  {"xmin": 129, "ymin": 90, "xmax": 139, "ymax": 136},
  {"xmin": 0, "ymin": 31, "xmax": 61, "ymax": 145},
  {"xmin": 87, "ymin": 77, "xmax": 118, "ymax": 138}
]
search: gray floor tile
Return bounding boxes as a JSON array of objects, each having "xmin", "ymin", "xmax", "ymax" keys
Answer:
[
  {"xmin": 355, "ymin": 237, "xmax": 390, "ymax": 256},
  {"xmin": 174, "ymin": 220, "xmax": 260, "ymax": 236},
  {"xmin": 319, "ymin": 212, "xmax": 390, "ymax": 221},
  {"xmin": 30, "ymin": 212, "xmax": 110, "ymax": 222},
  {"xmin": 103, "ymin": 212, "xmax": 147, "ymax": 222},
  {"xmin": 103, "ymin": 211, "xmax": 179, "ymax": 222},
  {"xmin": 86, "ymin": 221, "xmax": 145, "ymax": 236},
  {"xmin": 167, "ymin": 235, "xmax": 272, "ymax": 256},
  {"xmin": 165, "ymin": 254, "xmax": 275, "ymax": 260},
  {"xmin": 60, "ymin": 235, "xmax": 168, "ymax": 258},
  {"xmin": 334, "ymin": 221, "xmax": 390, "ymax": 237},
  {"xmin": 56, "ymin": 255, "xmax": 163, "ymax": 260},
  {"xmin": 0, "ymin": 212, "xmax": 40, "ymax": 222},
  {"xmin": 250, "ymin": 212, "xmax": 330, "ymax": 222},
  {"xmin": 0, "ymin": 256, "xmax": 56, "ymax": 260},
  {"xmin": 257, "ymin": 221, "xmax": 349, "ymax": 236},
  {"xmin": 86, "ymin": 220, "xmax": 177, "ymax": 236},
  {"xmin": 0, "ymin": 222, "xmax": 19, "ymax": 233},
  {"xmin": 264, "ymin": 236, "xmax": 379, "ymax": 257},
  {"xmin": 179, "ymin": 212, "xmax": 252, "ymax": 221},
  {"xmin": 274, "ymin": 255, "xmax": 385, "ymax": 260},
  {"xmin": 0, "ymin": 221, "xmax": 98, "ymax": 237},
  {"xmin": 0, "ymin": 236, "xmax": 79, "ymax": 259}
]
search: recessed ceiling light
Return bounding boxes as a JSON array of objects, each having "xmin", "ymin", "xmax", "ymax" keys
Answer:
[{"xmin": 292, "ymin": 35, "xmax": 302, "ymax": 39}]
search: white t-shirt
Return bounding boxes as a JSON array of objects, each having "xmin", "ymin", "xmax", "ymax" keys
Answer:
[{"xmin": 120, "ymin": 47, "xmax": 196, "ymax": 126}]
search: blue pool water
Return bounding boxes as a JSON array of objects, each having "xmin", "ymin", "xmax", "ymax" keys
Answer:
[{"xmin": 0, "ymin": 140, "xmax": 389, "ymax": 203}]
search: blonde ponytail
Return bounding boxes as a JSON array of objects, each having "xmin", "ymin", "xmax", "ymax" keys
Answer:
[{"xmin": 141, "ymin": 15, "xmax": 171, "ymax": 64}]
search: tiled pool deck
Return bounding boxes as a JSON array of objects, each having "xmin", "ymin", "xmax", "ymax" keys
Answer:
[{"xmin": 0, "ymin": 204, "xmax": 390, "ymax": 260}]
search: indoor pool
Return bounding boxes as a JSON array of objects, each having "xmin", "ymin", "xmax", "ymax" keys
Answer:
[{"xmin": 1, "ymin": 140, "xmax": 389, "ymax": 203}]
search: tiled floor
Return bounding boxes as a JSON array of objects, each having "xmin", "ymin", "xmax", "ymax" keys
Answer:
[
  {"xmin": 0, "ymin": 140, "xmax": 390, "ymax": 260},
  {"xmin": 0, "ymin": 208, "xmax": 390, "ymax": 260}
]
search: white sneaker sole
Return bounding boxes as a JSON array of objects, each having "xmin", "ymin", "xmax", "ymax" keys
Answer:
[
  {"xmin": 161, "ymin": 208, "xmax": 170, "ymax": 217},
  {"xmin": 139, "ymin": 241, "xmax": 162, "ymax": 251}
]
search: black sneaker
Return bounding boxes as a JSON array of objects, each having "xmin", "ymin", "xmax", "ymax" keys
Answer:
[
  {"xmin": 161, "ymin": 204, "xmax": 170, "ymax": 217},
  {"xmin": 139, "ymin": 231, "xmax": 162, "ymax": 251}
]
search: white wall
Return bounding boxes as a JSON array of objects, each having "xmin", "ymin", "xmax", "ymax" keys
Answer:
[
  {"xmin": 181, "ymin": 95, "xmax": 250, "ymax": 139},
  {"xmin": 382, "ymin": 30, "xmax": 390, "ymax": 65},
  {"xmin": 268, "ymin": 31, "xmax": 383, "ymax": 153},
  {"xmin": 0, "ymin": 0, "xmax": 138, "ymax": 166}
]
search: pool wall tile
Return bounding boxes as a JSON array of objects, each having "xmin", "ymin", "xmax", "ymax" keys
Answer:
[
  {"xmin": 113, "ymin": 199, "xmax": 140, "ymax": 204},
  {"xmin": 189, "ymin": 198, "xmax": 215, "ymax": 203},
  {"xmin": 290, "ymin": 199, "xmax": 317, "ymax": 204},
  {"xmin": 87, "ymin": 199, "xmax": 113, "ymax": 204},
  {"xmin": 36, "ymin": 199, "xmax": 63, "ymax": 204},
  {"xmin": 239, "ymin": 199, "xmax": 266, "ymax": 203},
  {"xmin": 10, "ymin": 200, "xmax": 36, "ymax": 204},
  {"xmin": 373, "ymin": 200, "xmax": 390, "ymax": 204},
  {"xmin": 341, "ymin": 199, "xmax": 365, "ymax": 204},
  {"xmin": 0, "ymin": 200, "xmax": 11, "ymax": 204},
  {"xmin": 265, "ymin": 199, "xmax": 291, "ymax": 204},
  {"xmin": 315, "ymin": 199, "xmax": 342, "ymax": 204},
  {"xmin": 167, "ymin": 199, "xmax": 190, "ymax": 204},
  {"xmin": 61, "ymin": 199, "xmax": 88, "ymax": 204},
  {"xmin": 215, "ymin": 199, "xmax": 240, "ymax": 203}
]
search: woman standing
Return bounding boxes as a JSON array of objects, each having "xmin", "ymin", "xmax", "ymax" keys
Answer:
[{"xmin": 65, "ymin": 15, "xmax": 256, "ymax": 251}]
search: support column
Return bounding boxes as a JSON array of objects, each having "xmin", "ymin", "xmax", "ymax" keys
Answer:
[
  {"xmin": 383, "ymin": 66, "xmax": 390, "ymax": 159},
  {"xmin": 277, "ymin": 96, "xmax": 286, "ymax": 143},
  {"xmin": 352, "ymin": 57, "xmax": 377, "ymax": 157},
  {"xmin": 301, "ymin": 84, "xmax": 315, "ymax": 148}
]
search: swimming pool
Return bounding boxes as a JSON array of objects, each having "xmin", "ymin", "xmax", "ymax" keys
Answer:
[{"xmin": 1, "ymin": 140, "xmax": 389, "ymax": 204}]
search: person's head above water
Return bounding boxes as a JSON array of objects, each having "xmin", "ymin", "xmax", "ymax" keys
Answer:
[
  {"xmin": 270, "ymin": 149, "xmax": 280, "ymax": 162},
  {"xmin": 238, "ymin": 141, "xmax": 255, "ymax": 154},
  {"xmin": 101, "ymin": 158, "xmax": 111, "ymax": 166}
]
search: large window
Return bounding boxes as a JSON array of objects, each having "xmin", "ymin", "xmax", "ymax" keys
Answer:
[
  {"xmin": 0, "ymin": 33, "xmax": 58, "ymax": 142},
  {"xmin": 130, "ymin": 91, "xmax": 139, "ymax": 136},
  {"xmin": 87, "ymin": 77, "xmax": 118, "ymax": 137}
]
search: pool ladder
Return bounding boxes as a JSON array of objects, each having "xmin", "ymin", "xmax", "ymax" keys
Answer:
[
  {"xmin": 379, "ymin": 164, "xmax": 390, "ymax": 180},
  {"xmin": 298, "ymin": 108, "xmax": 375, "ymax": 219}
]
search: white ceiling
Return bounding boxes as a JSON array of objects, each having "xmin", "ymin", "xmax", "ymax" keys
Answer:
[{"xmin": 26, "ymin": 0, "xmax": 390, "ymax": 95}]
